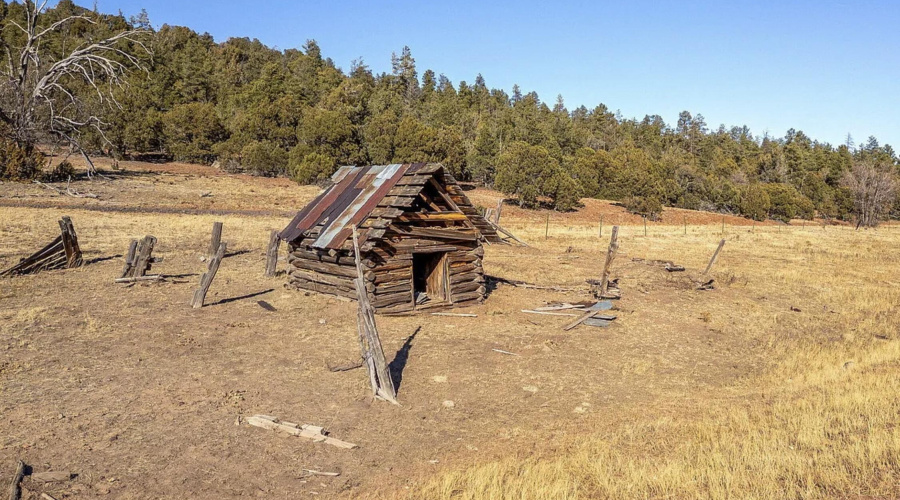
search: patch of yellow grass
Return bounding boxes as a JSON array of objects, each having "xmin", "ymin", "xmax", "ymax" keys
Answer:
[{"xmin": 402, "ymin": 224, "xmax": 900, "ymax": 499}]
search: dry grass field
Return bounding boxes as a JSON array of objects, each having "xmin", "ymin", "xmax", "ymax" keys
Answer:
[{"xmin": 1, "ymin": 161, "xmax": 898, "ymax": 499}]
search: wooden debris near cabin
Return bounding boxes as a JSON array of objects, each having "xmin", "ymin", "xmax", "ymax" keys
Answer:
[
  {"xmin": 119, "ymin": 235, "xmax": 158, "ymax": 279},
  {"xmin": 431, "ymin": 312, "xmax": 477, "ymax": 317},
  {"xmin": 8, "ymin": 460, "xmax": 24, "ymax": 500},
  {"xmin": 114, "ymin": 274, "xmax": 162, "ymax": 283},
  {"xmin": 0, "ymin": 217, "xmax": 82, "ymax": 277},
  {"xmin": 246, "ymin": 415, "xmax": 357, "ymax": 449},
  {"xmin": 352, "ymin": 228, "xmax": 399, "ymax": 403},
  {"xmin": 191, "ymin": 242, "xmax": 226, "ymax": 308},
  {"xmin": 665, "ymin": 262, "xmax": 685, "ymax": 272},
  {"xmin": 265, "ymin": 230, "xmax": 280, "ymax": 277},
  {"xmin": 697, "ymin": 279, "xmax": 716, "ymax": 290}
]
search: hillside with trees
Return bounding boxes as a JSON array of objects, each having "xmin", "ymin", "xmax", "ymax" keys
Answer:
[{"xmin": 1, "ymin": 0, "xmax": 897, "ymax": 224}]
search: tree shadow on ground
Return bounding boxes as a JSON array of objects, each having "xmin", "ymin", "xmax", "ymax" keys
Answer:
[{"xmin": 389, "ymin": 326, "xmax": 420, "ymax": 394}]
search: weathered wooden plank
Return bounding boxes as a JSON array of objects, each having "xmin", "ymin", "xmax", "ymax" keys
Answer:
[
  {"xmin": 598, "ymin": 226, "xmax": 619, "ymax": 297},
  {"xmin": 448, "ymin": 290, "xmax": 483, "ymax": 304},
  {"xmin": 291, "ymin": 258, "xmax": 359, "ymax": 278},
  {"xmin": 398, "ymin": 212, "xmax": 469, "ymax": 222},
  {"xmin": 369, "ymin": 207, "xmax": 404, "ymax": 218},
  {"xmin": 371, "ymin": 290, "xmax": 413, "ymax": 309},
  {"xmin": 291, "ymin": 269, "xmax": 356, "ymax": 288},
  {"xmin": 191, "ymin": 242, "xmax": 225, "ymax": 308},
  {"xmin": 394, "ymin": 174, "xmax": 432, "ymax": 186},
  {"xmin": 702, "ymin": 239, "xmax": 726, "ymax": 275},
  {"xmin": 119, "ymin": 239, "xmax": 138, "ymax": 278},
  {"xmin": 377, "ymin": 195, "xmax": 416, "ymax": 208},
  {"xmin": 374, "ymin": 280, "xmax": 412, "ymax": 295},
  {"xmin": 265, "ymin": 230, "xmax": 280, "ymax": 277},
  {"xmin": 450, "ymin": 271, "xmax": 483, "ymax": 285},
  {"xmin": 58, "ymin": 216, "xmax": 82, "ymax": 268},
  {"xmin": 452, "ymin": 281, "xmax": 485, "ymax": 294},
  {"xmin": 386, "ymin": 185, "xmax": 423, "ymax": 197},
  {"xmin": 352, "ymin": 228, "xmax": 398, "ymax": 403},
  {"xmin": 208, "ymin": 221, "xmax": 223, "ymax": 258},
  {"xmin": 449, "ymin": 263, "xmax": 477, "ymax": 275},
  {"xmin": 290, "ymin": 278, "xmax": 358, "ymax": 299},
  {"xmin": 132, "ymin": 235, "xmax": 157, "ymax": 277},
  {"xmin": 390, "ymin": 226, "xmax": 478, "ymax": 242}
]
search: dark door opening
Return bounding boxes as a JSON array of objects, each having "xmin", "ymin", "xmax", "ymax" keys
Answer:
[{"xmin": 412, "ymin": 252, "xmax": 449, "ymax": 305}]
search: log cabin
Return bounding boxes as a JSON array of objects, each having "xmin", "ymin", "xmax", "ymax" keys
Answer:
[{"xmin": 279, "ymin": 163, "xmax": 504, "ymax": 313}]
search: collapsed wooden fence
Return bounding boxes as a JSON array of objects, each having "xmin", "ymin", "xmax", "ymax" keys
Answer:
[{"xmin": 0, "ymin": 216, "xmax": 82, "ymax": 277}]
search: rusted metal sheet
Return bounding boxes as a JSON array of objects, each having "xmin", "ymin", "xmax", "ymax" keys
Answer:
[
  {"xmin": 280, "ymin": 162, "xmax": 501, "ymax": 250},
  {"xmin": 279, "ymin": 166, "xmax": 371, "ymax": 242},
  {"xmin": 312, "ymin": 164, "xmax": 410, "ymax": 249}
]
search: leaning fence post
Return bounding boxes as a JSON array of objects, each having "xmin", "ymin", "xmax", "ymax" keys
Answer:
[
  {"xmin": 265, "ymin": 230, "xmax": 280, "ymax": 277},
  {"xmin": 207, "ymin": 221, "xmax": 223, "ymax": 259},
  {"xmin": 599, "ymin": 226, "xmax": 619, "ymax": 297},
  {"xmin": 192, "ymin": 242, "xmax": 226, "ymax": 308},
  {"xmin": 702, "ymin": 239, "xmax": 726, "ymax": 275},
  {"xmin": 351, "ymin": 227, "xmax": 398, "ymax": 404}
]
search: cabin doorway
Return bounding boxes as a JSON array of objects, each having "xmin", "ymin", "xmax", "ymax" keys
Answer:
[{"xmin": 412, "ymin": 252, "xmax": 450, "ymax": 306}]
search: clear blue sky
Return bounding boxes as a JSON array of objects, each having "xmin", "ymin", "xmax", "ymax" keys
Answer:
[{"xmin": 96, "ymin": 0, "xmax": 899, "ymax": 148}]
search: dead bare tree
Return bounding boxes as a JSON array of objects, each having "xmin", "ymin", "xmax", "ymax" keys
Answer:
[
  {"xmin": 842, "ymin": 159, "xmax": 898, "ymax": 228},
  {"xmin": 0, "ymin": 0, "xmax": 150, "ymax": 177}
]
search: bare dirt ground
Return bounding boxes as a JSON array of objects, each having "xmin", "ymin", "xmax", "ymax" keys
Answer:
[{"xmin": 0, "ymin": 161, "xmax": 802, "ymax": 499}]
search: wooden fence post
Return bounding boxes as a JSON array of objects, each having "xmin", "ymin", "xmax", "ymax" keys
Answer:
[
  {"xmin": 265, "ymin": 230, "xmax": 280, "ymax": 277},
  {"xmin": 545, "ymin": 213, "xmax": 550, "ymax": 239},
  {"xmin": 702, "ymin": 239, "xmax": 726, "ymax": 275},
  {"xmin": 643, "ymin": 217, "xmax": 647, "ymax": 236},
  {"xmin": 208, "ymin": 222, "xmax": 223, "ymax": 259},
  {"xmin": 133, "ymin": 235, "xmax": 157, "ymax": 277},
  {"xmin": 192, "ymin": 242, "xmax": 226, "ymax": 308},
  {"xmin": 351, "ymin": 227, "xmax": 398, "ymax": 404},
  {"xmin": 58, "ymin": 216, "xmax": 83, "ymax": 268},
  {"xmin": 599, "ymin": 215, "xmax": 603, "ymax": 237},
  {"xmin": 599, "ymin": 226, "xmax": 619, "ymax": 297},
  {"xmin": 684, "ymin": 216, "xmax": 687, "ymax": 235},
  {"xmin": 120, "ymin": 239, "xmax": 138, "ymax": 278},
  {"xmin": 494, "ymin": 199, "xmax": 503, "ymax": 224}
]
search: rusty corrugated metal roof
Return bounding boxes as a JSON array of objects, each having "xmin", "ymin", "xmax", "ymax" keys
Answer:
[{"xmin": 280, "ymin": 164, "xmax": 416, "ymax": 249}]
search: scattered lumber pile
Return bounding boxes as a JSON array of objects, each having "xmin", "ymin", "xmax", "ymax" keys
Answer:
[
  {"xmin": 117, "ymin": 235, "xmax": 162, "ymax": 282},
  {"xmin": 522, "ymin": 301, "xmax": 618, "ymax": 329},
  {"xmin": 0, "ymin": 216, "xmax": 82, "ymax": 277},
  {"xmin": 247, "ymin": 415, "xmax": 357, "ymax": 449}
]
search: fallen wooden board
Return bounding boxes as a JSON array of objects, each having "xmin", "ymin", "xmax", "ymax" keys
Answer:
[
  {"xmin": 522, "ymin": 310, "xmax": 578, "ymax": 317},
  {"xmin": 247, "ymin": 415, "xmax": 357, "ymax": 449},
  {"xmin": 431, "ymin": 312, "xmax": 477, "ymax": 317},
  {"xmin": 30, "ymin": 471, "xmax": 72, "ymax": 483}
]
